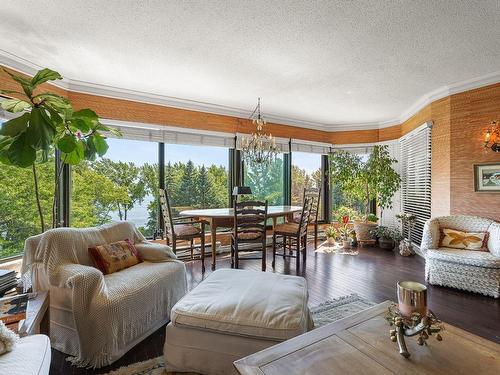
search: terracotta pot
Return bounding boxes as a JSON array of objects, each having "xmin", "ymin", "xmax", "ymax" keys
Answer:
[
  {"xmin": 379, "ymin": 237, "xmax": 394, "ymax": 250},
  {"xmin": 342, "ymin": 240, "xmax": 350, "ymax": 249},
  {"xmin": 327, "ymin": 237, "xmax": 336, "ymax": 245},
  {"xmin": 353, "ymin": 220, "xmax": 378, "ymax": 241}
]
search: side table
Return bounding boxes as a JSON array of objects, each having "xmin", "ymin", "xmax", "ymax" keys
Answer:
[{"xmin": 22, "ymin": 291, "xmax": 50, "ymax": 337}]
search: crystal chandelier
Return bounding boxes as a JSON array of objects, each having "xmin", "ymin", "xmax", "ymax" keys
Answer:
[{"xmin": 241, "ymin": 98, "xmax": 279, "ymax": 165}]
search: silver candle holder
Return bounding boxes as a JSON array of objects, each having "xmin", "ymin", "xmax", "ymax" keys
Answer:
[{"xmin": 386, "ymin": 281, "xmax": 444, "ymax": 358}]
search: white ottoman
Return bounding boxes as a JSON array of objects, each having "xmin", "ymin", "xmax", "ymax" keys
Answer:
[{"xmin": 164, "ymin": 269, "xmax": 312, "ymax": 375}]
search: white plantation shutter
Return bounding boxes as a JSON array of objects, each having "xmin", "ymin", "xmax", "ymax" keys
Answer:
[{"xmin": 400, "ymin": 122, "xmax": 432, "ymax": 245}]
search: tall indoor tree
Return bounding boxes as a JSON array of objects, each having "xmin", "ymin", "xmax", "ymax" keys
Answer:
[
  {"xmin": 0, "ymin": 68, "xmax": 119, "ymax": 232},
  {"xmin": 329, "ymin": 145, "xmax": 401, "ymax": 240}
]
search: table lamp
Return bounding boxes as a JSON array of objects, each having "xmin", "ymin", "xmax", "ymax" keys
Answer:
[{"xmin": 232, "ymin": 186, "xmax": 252, "ymax": 202}]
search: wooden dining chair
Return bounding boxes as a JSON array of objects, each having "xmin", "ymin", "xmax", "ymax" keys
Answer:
[
  {"xmin": 292, "ymin": 187, "xmax": 321, "ymax": 248},
  {"xmin": 231, "ymin": 200, "xmax": 268, "ymax": 271},
  {"xmin": 273, "ymin": 197, "xmax": 312, "ymax": 270},
  {"xmin": 159, "ymin": 188, "xmax": 207, "ymax": 272}
]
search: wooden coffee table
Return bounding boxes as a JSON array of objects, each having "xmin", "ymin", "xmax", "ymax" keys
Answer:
[{"xmin": 234, "ymin": 301, "xmax": 500, "ymax": 374}]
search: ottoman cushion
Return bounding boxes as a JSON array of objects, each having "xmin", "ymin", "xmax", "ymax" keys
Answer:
[{"xmin": 170, "ymin": 269, "xmax": 311, "ymax": 340}]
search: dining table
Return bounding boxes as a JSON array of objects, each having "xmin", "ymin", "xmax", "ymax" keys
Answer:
[{"xmin": 179, "ymin": 205, "xmax": 302, "ymax": 270}]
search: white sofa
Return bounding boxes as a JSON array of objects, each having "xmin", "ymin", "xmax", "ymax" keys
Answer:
[
  {"xmin": 22, "ymin": 222, "xmax": 188, "ymax": 368},
  {"xmin": 0, "ymin": 334, "xmax": 51, "ymax": 375},
  {"xmin": 421, "ymin": 215, "xmax": 500, "ymax": 298}
]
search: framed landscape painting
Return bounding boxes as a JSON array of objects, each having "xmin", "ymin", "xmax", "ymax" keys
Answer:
[{"xmin": 474, "ymin": 163, "xmax": 500, "ymax": 192}]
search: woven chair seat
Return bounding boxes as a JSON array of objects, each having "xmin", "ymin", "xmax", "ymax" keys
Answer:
[
  {"xmin": 174, "ymin": 224, "xmax": 200, "ymax": 237},
  {"xmin": 234, "ymin": 232, "xmax": 263, "ymax": 240},
  {"xmin": 275, "ymin": 222, "xmax": 300, "ymax": 235}
]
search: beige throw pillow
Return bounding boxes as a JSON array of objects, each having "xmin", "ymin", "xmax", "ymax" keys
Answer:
[{"xmin": 440, "ymin": 228, "xmax": 487, "ymax": 251}]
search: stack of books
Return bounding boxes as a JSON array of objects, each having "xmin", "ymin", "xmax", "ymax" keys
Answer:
[
  {"xmin": 0, "ymin": 293, "xmax": 28, "ymax": 334},
  {"xmin": 0, "ymin": 269, "xmax": 17, "ymax": 297}
]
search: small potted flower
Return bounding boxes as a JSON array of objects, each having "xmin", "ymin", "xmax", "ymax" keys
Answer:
[
  {"xmin": 325, "ymin": 226, "xmax": 337, "ymax": 245},
  {"xmin": 338, "ymin": 215, "xmax": 353, "ymax": 249}
]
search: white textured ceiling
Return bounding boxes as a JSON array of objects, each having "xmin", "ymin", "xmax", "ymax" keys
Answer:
[{"xmin": 0, "ymin": 0, "xmax": 499, "ymax": 129}]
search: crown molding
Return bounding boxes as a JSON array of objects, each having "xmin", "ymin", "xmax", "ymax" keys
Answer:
[{"xmin": 1, "ymin": 50, "xmax": 499, "ymax": 133}]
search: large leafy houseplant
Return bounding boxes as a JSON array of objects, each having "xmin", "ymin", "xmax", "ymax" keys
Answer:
[
  {"xmin": 329, "ymin": 145, "xmax": 401, "ymax": 240},
  {"xmin": 0, "ymin": 68, "xmax": 119, "ymax": 232}
]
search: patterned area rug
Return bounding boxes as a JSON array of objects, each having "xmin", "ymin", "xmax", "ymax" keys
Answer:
[
  {"xmin": 104, "ymin": 293, "xmax": 374, "ymax": 375},
  {"xmin": 315, "ymin": 241, "xmax": 359, "ymax": 255}
]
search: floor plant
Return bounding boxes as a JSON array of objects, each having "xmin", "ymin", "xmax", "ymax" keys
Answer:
[{"xmin": 0, "ymin": 68, "xmax": 119, "ymax": 232}]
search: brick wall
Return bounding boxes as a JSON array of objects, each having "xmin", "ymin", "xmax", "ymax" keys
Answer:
[{"xmin": 449, "ymin": 83, "xmax": 500, "ymax": 221}]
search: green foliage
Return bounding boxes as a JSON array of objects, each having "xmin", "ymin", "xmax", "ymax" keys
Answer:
[
  {"xmin": 0, "ymin": 68, "xmax": 119, "ymax": 231},
  {"xmin": 291, "ymin": 165, "xmax": 321, "ymax": 206},
  {"xmin": 71, "ymin": 162, "xmax": 131, "ymax": 227},
  {"xmin": 332, "ymin": 206, "xmax": 360, "ymax": 222},
  {"xmin": 370, "ymin": 226, "xmax": 403, "ymax": 241},
  {"xmin": 329, "ymin": 145, "xmax": 400, "ymax": 218},
  {"xmin": 366, "ymin": 213, "xmax": 379, "ymax": 223},
  {"xmin": 92, "ymin": 159, "xmax": 146, "ymax": 221},
  {"xmin": 0, "ymin": 157, "xmax": 55, "ymax": 258},
  {"xmin": 325, "ymin": 226, "xmax": 337, "ymax": 238},
  {"xmin": 244, "ymin": 158, "xmax": 284, "ymax": 205}
]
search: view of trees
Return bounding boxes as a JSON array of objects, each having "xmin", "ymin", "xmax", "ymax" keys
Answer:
[
  {"xmin": 1, "ymin": 146, "xmax": 324, "ymax": 260},
  {"xmin": 291, "ymin": 165, "xmax": 321, "ymax": 205},
  {"xmin": 244, "ymin": 157, "xmax": 285, "ymax": 205},
  {"xmin": 0, "ymin": 159, "xmax": 54, "ymax": 259}
]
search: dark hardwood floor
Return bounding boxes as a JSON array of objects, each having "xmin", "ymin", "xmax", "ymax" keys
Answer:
[{"xmin": 50, "ymin": 245, "xmax": 500, "ymax": 375}]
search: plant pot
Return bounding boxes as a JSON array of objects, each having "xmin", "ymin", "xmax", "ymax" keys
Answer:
[
  {"xmin": 353, "ymin": 220, "xmax": 378, "ymax": 241},
  {"xmin": 379, "ymin": 237, "xmax": 395, "ymax": 250},
  {"xmin": 326, "ymin": 237, "xmax": 336, "ymax": 245},
  {"xmin": 342, "ymin": 240, "xmax": 350, "ymax": 249}
]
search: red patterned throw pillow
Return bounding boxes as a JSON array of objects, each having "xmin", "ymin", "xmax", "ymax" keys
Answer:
[{"xmin": 89, "ymin": 239, "xmax": 142, "ymax": 275}]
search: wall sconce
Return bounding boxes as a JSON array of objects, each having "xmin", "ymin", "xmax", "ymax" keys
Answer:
[{"xmin": 484, "ymin": 120, "xmax": 499, "ymax": 152}]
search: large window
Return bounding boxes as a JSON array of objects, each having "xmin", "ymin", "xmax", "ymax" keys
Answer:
[
  {"xmin": 243, "ymin": 155, "xmax": 285, "ymax": 205},
  {"xmin": 0, "ymin": 119, "xmax": 55, "ymax": 259},
  {"xmin": 291, "ymin": 152, "xmax": 322, "ymax": 216},
  {"xmin": 71, "ymin": 138, "xmax": 158, "ymax": 237},
  {"xmin": 165, "ymin": 144, "xmax": 229, "ymax": 214}
]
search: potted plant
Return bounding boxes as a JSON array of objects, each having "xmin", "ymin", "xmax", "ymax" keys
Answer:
[
  {"xmin": 337, "ymin": 215, "xmax": 353, "ymax": 249},
  {"xmin": 329, "ymin": 145, "xmax": 401, "ymax": 241},
  {"xmin": 0, "ymin": 68, "xmax": 119, "ymax": 231},
  {"xmin": 325, "ymin": 226, "xmax": 337, "ymax": 245},
  {"xmin": 371, "ymin": 226, "xmax": 403, "ymax": 250}
]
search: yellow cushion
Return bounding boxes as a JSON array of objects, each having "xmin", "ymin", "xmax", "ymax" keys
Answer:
[{"xmin": 440, "ymin": 228, "xmax": 487, "ymax": 251}]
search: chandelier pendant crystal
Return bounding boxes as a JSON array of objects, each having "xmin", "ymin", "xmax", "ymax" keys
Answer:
[{"xmin": 241, "ymin": 98, "xmax": 279, "ymax": 165}]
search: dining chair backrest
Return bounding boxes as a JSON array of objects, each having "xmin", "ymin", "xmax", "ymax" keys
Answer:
[
  {"xmin": 304, "ymin": 187, "xmax": 321, "ymax": 223},
  {"xmin": 233, "ymin": 200, "xmax": 268, "ymax": 243},
  {"xmin": 298, "ymin": 197, "xmax": 313, "ymax": 236},
  {"xmin": 159, "ymin": 188, "xmax": 175, "ymax": 237}
]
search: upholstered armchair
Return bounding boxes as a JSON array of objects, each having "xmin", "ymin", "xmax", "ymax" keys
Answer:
[
  {"xmin": 21, "ymin": 222, "xmax": 188, "ymax": 368},
  {"xmin": 421, "ymin": 215, "xmax": 500, "ymax": 298}
]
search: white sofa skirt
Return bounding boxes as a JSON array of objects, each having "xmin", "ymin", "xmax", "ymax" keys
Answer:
[{"xmin": 164, "ymin": 323, "xmax": 280, "ymax": 375}]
